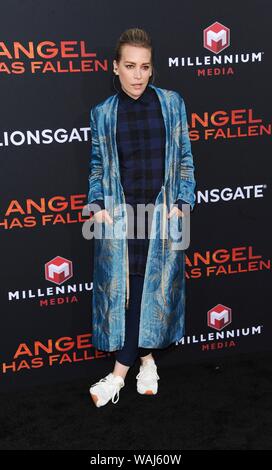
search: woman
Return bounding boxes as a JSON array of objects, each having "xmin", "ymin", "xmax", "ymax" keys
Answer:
[{"xmin": 88, "ymin": 28, "xmax": 196, "ymax": 408}]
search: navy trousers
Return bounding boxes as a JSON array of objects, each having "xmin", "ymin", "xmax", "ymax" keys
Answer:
[{"xmin": 115, "ymin": 274, "xmax": 153, "ymax": 367}]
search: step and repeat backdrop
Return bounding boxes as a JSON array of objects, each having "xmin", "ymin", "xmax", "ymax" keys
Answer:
[{"xmin": 1, "ymin": 1, "xmax": 271, "ymax": 391}]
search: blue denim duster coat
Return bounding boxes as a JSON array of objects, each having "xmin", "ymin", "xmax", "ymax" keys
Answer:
[{"xmin": 88, "ymin": 84, "xmax": 196, "ymax": 351}]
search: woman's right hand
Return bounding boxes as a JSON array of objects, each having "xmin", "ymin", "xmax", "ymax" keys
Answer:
[{"xmin": 93, "ymin": 209, "xmax": 113, "ymax": 225}]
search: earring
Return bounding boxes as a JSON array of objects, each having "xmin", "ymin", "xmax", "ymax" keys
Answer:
[{"xmin": 150, "ymin": 72, "xmax": 155, "ymax": 85}]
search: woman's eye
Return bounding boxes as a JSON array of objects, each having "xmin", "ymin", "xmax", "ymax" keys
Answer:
[{"xmin": 125, "ymin": 65, "xmax": 150, "ymax": 70}]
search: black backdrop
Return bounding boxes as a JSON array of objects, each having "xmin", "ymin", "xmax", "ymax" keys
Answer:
[{"xmin": 1, "ymin": 0, "xmax": 271, "ymax": 392}]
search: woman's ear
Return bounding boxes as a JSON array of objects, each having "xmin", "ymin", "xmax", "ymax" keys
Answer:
[{"xmin": 113, "ymin": 60, "xmax": 118, "ymax": 73}]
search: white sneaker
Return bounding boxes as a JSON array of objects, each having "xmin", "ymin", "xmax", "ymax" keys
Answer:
[
  {"xmin": 89, "ymin": 372, "xmax": 125, "ymax": 407},
  {"xmin": 136, "ymin": 358, "xmax": 160, "ymax": 395}
]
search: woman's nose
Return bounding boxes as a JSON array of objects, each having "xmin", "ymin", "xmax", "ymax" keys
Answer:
[{"xmin": 133, "ymin": 68, "xmax": 142, "ymax": 79}]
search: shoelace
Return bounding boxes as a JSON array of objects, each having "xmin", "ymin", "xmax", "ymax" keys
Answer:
[
  {"xmin": 136, "ymin": 363, "xmax": 160, "ymax": 381},
  {"xmin": 92, "ymin": 375, "xmax": 122, "ymax": 404},
  {"xmin": 111, "ymin": 388, "xmax": 121, "ymax": 404}
]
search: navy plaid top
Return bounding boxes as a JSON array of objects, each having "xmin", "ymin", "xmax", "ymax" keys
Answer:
[
  {"xmin": 117, "ymin": 84, "xmax": 165, "ymax": 276},
  {"xmin": 92, "ymin": 84, "xmax": 185, "ymax": 276}
]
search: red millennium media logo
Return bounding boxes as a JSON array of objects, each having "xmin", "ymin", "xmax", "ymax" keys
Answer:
[
  {"xmin": 207, "ymin": 304, "xmax": 232, "ymax": 331},
  {"xmin": 203, "ymin": 21, "xmax": 230, "ymax": 54},
  {"xmin": 45, "ymin": 256, "xmax": 73, "ymax": 285}
]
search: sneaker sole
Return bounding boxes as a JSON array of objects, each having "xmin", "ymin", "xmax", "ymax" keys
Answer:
[
  {"xmin": 137, "ymin": 388, "xmax": 157, "ymax": 395},
  {"xmin": 90, "ymin": 393, "xmax": 100, "ymax": 407}
]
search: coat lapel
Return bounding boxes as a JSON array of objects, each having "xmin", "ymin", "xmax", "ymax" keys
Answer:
[{"xmin": 149, "ymin": 84, "xmax": 172, "ymax": 187}]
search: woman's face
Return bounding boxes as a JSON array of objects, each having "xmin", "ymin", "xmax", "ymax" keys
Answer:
[{"xmin": 113, "ymin": 44, "xmax": 152, "ymax": 99}]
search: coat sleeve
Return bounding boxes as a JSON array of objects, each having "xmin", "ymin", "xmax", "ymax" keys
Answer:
[
  {"xmin": 174, "ymin": 199, "xmax": 187, "ymax": 212},
  {"xmin": 175, "ymin": 93, "xmax": 196, "ymax": 211},
  {"xmin": 88, "ymin": 107, "xmax": 105, "ymax": 210},
  {"xmin": 91, "ymin": 199, "xmax": 105, "ymax": 214}
]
